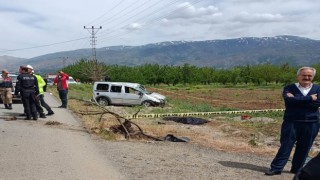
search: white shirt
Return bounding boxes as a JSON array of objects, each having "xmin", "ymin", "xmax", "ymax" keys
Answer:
[{"xmin": 295, "ymin": 83, "xmax": 312, "ymax": 96}]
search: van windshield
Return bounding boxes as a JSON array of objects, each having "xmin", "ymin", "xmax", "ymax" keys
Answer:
[{"xmin": 136, "ymin": 85, "xmax": 150, "ymax": 94}]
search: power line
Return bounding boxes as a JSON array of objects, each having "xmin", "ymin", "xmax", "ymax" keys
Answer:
[
  {"xmin": 0, "ymin": 0, "xmax": 207, "ymax": 54},
  {"xmin": 85, "ymin": 0, "xmax": 126, "ymax": 26},
  {"xmin": 96, "ymin": 0, "xmax": 143, "ymax": 27},
  {"xmin": 98, "ymin": 0, "xmax": 182, "ymax": 40},
  {"xmin": 99, "ymin": 0, "xmax": 205, "ymax": 43},
  {"xmin": 98, "ymin": 0, "xmax": 164, "ymax": 37},
  {"xmin": 0, "ymin": 37, "xmax": 88, "ymax": 53}
]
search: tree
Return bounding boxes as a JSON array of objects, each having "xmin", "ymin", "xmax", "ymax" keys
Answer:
[{"xmin": 62, "ymin": 59, "xmax": 107, "ymax": 82}]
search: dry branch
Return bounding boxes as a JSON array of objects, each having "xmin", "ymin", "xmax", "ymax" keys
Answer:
[{"xmin": 70, "ymin": 97, "xmax": 163, "ymax": 141}]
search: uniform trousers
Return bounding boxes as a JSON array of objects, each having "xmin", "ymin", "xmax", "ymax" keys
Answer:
[{"xmin": 21, "ymin": 90, "xmax": 37, "ymax": 118}]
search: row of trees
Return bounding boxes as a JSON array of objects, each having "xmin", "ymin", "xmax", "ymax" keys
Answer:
[{"xmin": 62, "ymin": 59, "xmax": 320, "ymax": 86}]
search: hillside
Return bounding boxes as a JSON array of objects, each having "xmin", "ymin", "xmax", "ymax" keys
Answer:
[
  {"xmin": 4, "ymin": 35, "xmax": 320, "ymax": 73},
  {"xmin": 0, "ymin": 55, "xmax": 26, "ymax": 73}
]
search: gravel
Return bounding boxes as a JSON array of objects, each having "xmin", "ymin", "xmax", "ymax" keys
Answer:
[{"xmin": 94, "ymin": 139, "xmax": 295, "ymax": 180}]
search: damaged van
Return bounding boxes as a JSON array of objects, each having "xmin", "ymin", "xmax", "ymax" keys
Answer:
[{"xmin": 93, "ymin": 82, "xmax": 165, "ymax": 107}]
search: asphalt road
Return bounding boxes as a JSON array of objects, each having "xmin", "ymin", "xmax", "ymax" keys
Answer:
[{"xmin": 0, "ymin": 93, "xmax": 122, "ymax": 180}]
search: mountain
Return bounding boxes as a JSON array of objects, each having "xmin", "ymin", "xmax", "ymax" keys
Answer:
[
  {"xmin": 0, "ymin": 55, "xmax": 27, "ymax": 73},
  {"xmin": 5, "ymin": 35, "xmax": 320, "ymax": 73}
]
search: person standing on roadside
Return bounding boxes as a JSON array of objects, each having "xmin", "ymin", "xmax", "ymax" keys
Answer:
[
  {"xmin": 25, "ymin": 65, "xmax": 46, "ymax": 118},
  {"xmin": 0, "ymin": 69, "xmax": 13, "ymax": 109},
  {"xmin": 15, "ymin": 66, "xmax": 39, "ymax": 120},
  {"xmin": 265, "ymin": 67, "xmax": 320, "ymax": 176},
  {"xmin": 31, "ymin": 67, "xmax": 54, "ymax": 116},
  {"xmin": 53, "ymin": 71, "xmax": 69, "ymax": 108}
]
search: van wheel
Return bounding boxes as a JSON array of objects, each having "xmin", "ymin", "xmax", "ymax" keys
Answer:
[
  {"xmin": 142, "ymin": 101, "xmax": 152, "ymax": 107},
  {"xmin": 97, "ymin": 97, "xmax": 109, "ymax": 106}
]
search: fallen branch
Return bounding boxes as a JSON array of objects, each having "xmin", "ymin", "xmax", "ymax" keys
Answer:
[{"xmin": 70, "ymin": 97, "xmax": 163, "ymax": 141}]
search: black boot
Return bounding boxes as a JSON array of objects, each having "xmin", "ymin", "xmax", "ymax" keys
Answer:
[
  {"xmin": 47, "ymin": 110, "xmax": 54, "ymax": 116},
  {"xmin": 39, "ymin": 113, "xmax": 46, "ymax": 118},
  {"xmin": 4, "ymin": 104, "xmax": 8, "ymax": 109},
  {"xmin": 8, "ymin": 104, "xmax": 12, "ymax": 110},
  {"xmin": 24, "ymin": 116, "xmax": 31, "ymax": 120}
]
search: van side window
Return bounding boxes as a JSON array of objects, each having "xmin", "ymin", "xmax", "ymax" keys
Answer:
[
  {"xmin": 96, "ymin": 84, "xmax": 109, "ymax": 91},
  {"xmin": 125, "ymin": 86, "xmax": 138, "ymax": 94},
  {"xmin": 110, "ymin": 85, "xmax": 122, "ymax": 93}
]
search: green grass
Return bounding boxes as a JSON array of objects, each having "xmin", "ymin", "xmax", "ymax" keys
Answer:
[
  {"xmin": 48, "ymin": 83, "xmax": 285, "ymax": 121},
  {"xmin": 67, "ymin": 84, "xmax": 93, "ymax": 100},
  {"xmin": 47, "ymin": 83, "xmax": 94, "ymax": 101}
]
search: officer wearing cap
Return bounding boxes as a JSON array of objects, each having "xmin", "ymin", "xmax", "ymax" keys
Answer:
[{"xmin": 15, "ymin": 65, "xmax": 39, "ymax": 120}]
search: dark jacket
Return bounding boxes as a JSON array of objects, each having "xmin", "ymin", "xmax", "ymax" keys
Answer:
[
  {"xmin": 15, "ymin": 73, "xmax": 39, "ymax": 95},
  {"xmin": 283, "ymin": 84, "xmax": 320, "ymax": 122}
]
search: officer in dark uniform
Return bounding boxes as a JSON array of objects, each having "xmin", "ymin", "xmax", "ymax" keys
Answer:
[
  {"xmin": 15, "ymin": 66, "xmax": 39, "ymax": 120},
  {"xmin": 26, "ymin": 65, "xmax": 46, "ymax": 118}
]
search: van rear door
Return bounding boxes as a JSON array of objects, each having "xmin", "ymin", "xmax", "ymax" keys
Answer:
[{"xmin": 109, "ymin": 84, "xmax": 123, "ymax": 104}]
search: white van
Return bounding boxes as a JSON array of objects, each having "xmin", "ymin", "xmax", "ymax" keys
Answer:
[{"xmin": 93, "ymin": 82, "xmax": 165, "ymax": 107}]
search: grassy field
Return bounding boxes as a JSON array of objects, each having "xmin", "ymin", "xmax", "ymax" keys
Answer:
[{"xmin": 48, "ymin": 83, "xmax": 286, "ymax": 155}]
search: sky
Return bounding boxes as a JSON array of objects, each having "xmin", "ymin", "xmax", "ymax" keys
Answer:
[{"xmin": 0, "ymin": 0, "xmax": 319, "ymax": 58}]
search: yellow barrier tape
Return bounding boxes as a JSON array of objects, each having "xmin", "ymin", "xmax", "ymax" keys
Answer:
[{"xmin": 124, "ymin": 109, "xmax": 285, "ymax": 119}]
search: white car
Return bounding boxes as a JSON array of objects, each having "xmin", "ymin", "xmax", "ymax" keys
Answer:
[
  {"xmin": 67, "ymin": 76, "xmax": 80, "ymax": 85},
  {"xmin": 93, "ymin": 81, "xmax": 165, "ymax": 107}
]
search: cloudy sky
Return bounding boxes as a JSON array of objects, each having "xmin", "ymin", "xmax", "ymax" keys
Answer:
[{"xmin": 0, "ymin": 0, "xmax": 319, "ymax": 58}]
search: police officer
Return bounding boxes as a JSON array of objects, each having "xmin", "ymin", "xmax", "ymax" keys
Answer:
[
  {"xmin": 26, "ymin": 65, "xmax": 47, "ymax": 118},
  {"xmin": 15, "ymin": 66, "xmax": 39, "ymax": 120}
]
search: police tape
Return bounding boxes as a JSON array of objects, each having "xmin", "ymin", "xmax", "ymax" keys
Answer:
[{"xmin": 124, "ymin": 109, "xmax": 285, "ymax": 119}]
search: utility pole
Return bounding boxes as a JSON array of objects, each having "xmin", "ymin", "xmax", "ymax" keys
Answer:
[
  {"xmin": 84, "ymin": 26, "xmax": 102, "ymax": 82},
  {"xmin": 59, "ymin": 56, "xmax": 68, "ymax": 68}
]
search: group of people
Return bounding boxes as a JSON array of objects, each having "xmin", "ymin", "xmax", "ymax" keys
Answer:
[
  {"xmin": 265, "ymin": 66, "xmax": 320, "ymax": 179},
  {"xmin": 0, "ymin": 65, "xmax": 70, "ymax": 120}
]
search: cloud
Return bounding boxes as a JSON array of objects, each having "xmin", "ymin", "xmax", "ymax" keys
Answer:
[
  {"xmin": 125, "ymin": 23, "xmax": 143, "ymax": 31},
  {"xmin": 0, "ymin": 5, "xmax": 47, "ymax": 29},
  {"xmin": 1, "ymin": 0, "xmax": 320, "ymax": 58},
  {"xmin": 166, "ymin": 2, "xmax": 221, "ymax": 22},
  {"xmin": 233, "ymin": 11, "xmax": 284, "ymax": 23}
]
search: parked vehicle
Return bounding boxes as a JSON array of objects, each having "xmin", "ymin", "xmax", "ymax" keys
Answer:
[
  {"xmin": 93, "ymin": 82, "xmax": 165, "ymax": 107},
  {"xmin": 0, "ymin": 73, "xmax": 21, "ymax": 102},
  {"xmin": 67, "ymin": 76, "xmax": 79, "ymax": 85},
  {"xmin": 47, "ymin": 74, "xmax": 79, "ymax": 85},
  {"xmin": 46, "ymin": 79, "xmax": 54, "ymax": 86}
]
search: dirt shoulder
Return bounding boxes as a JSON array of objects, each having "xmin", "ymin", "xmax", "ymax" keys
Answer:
[
  {"xmin": 64, "ymin": 84, "xmax": 320, "ymax": 180},
  {"xmin": 94, "ymin": 139, "xmax": 295, "ymax": 180},
  {"xmin": 68, "ymin": 100, "xmax": 309, "ymax": 180}
]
